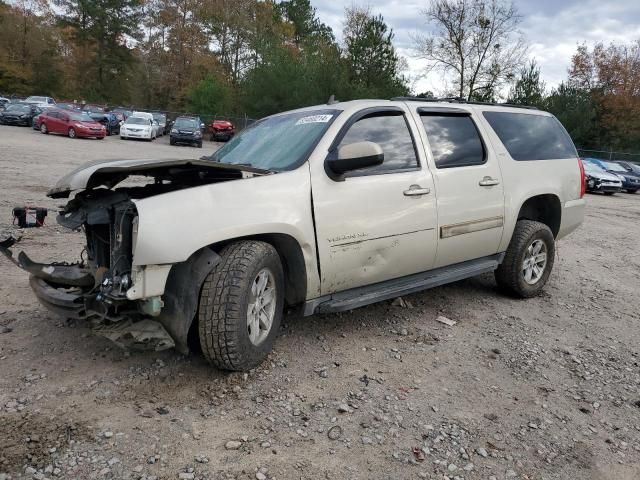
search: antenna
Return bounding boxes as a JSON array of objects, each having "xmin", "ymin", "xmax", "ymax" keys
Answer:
[{"xmin": 327, "ymin": 95, "xmax": 339, "ymax": 105}]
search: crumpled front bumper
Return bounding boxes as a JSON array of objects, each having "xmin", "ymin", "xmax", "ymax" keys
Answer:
[
  {"xmin": 1, "ymin": 236, "xmax": 175, "ymax": 351},
  {"xmin": 29, "ymin": 276, "xmax": 90, "ymax": 320}
]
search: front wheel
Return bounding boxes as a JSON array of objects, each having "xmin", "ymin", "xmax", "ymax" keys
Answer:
[
  {"xmin": 40, "ymin": 123, "xmax": 48, "ymax": 134},
  {"xmin": 495, "ymin": 220, "xmax": 555, "ymax": 298},
  {"xmin": 604, "ymin": 192, "xmax": 615, "ymax": 196},
  {"xmin": 627, "ymin": 189, "xmax": 637, "ymax": 194},
  {"xmin": 68, "ymin": 127, "xmax": 76, "ymax": 139},
  {"xmin": 198, "ymin": 241, "xmax": 284, "ymax": 371}
]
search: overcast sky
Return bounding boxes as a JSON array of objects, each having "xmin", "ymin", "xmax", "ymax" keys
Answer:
[{"xmin": 312, "ymin": 0, "xmax": 640, "ymax": 96}]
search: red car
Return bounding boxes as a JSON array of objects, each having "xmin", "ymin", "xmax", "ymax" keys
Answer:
[
  {"xmin": 39, "ymin": 109, "xmax": 106, "ymax": 139},
  {"xmin": 207, "ymin": 119, "xmax": 235, "ymax": 141}
]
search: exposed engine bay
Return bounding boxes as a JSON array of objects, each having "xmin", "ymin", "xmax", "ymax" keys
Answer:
[{"xmin": 0, "ymin": 159, "xmax": 267, "ymax": 352}]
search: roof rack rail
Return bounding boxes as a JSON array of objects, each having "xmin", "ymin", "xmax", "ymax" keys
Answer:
[{"xmin": 390, "ymin": 96, "xmax": 539, "ymax": 110}]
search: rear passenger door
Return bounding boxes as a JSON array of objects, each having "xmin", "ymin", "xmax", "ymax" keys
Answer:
[{"xmin": 413, "ymin": 107, "xmax": 505, "ymax": 267}]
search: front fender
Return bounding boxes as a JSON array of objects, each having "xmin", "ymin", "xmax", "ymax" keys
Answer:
[{"xmin": 131, "ymin": 166, "xmax": 320, "ymax": 298}]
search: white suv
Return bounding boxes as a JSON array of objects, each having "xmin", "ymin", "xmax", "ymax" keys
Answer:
[{"xmin": 1, "ymin": 98, "xmax": 585, "ymax": 371}]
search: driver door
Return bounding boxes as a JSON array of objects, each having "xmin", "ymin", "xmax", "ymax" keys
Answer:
[{"xmin": 311, "ymin": 107, "xmax": 438, "ymax": 295}]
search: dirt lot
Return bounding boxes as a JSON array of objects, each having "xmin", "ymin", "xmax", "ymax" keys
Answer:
[{"xmin": 1, "ymin": 125, "xmax": 639, "ymax": 480}]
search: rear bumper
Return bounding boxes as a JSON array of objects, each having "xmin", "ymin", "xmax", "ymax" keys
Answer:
[{"xmin": 557, "ymin": 198, "xmax": 585, "ymax": 240}]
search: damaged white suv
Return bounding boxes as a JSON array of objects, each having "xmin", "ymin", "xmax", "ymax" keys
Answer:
[{"xmin": 1, "ymin": 98, "xmax": 586, "ymax": 371}]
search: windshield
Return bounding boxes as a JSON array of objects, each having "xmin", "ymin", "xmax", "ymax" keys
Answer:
[
  {"xmin": 604, "ymin": 162, "xmax": 626, "ymax": 172},
  {"xmin": 209, "ymin": 109, "xmax": 339, "ymax": 171},
  {"xmin": 125, "ymin": 117, "xmax": 149, "ymax": 125},
  {"xmin": 153, "ymin": 113, "xmax": 166, "ymax": 122},
  {"xmin": 69, "ymin": 112, "xmax": 94, "ymax": 122},
  {"xmin": 6, "ymin": 104, "xmax": 30, "ymax": 113},
  {"xmin": 26, "ymin": 96, "xmax": 46, "ymax": 102},
  {"xmin": 174, "ymin": 117, "xmax": 199, "ymax": 129}
]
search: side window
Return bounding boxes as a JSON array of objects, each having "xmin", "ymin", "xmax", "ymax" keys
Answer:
[
  {"xmin": 48, "ymin": 111, "xmax": 59, "ymax": 119},
  {"xmin": 338, "ymin": 112, "xmax": 419, "ymax": 175},
  {"xmin": 482, "ymin": 111, "xmax": 577, "ymax": 161},
  {"xmin": 420, "ymin": 114, "xmax": 485, "ymax": 169}
]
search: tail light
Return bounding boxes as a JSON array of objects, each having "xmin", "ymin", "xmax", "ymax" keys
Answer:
[{"xmin": 578, "ymin": 158, "xmax": 586, "ymax": 198}]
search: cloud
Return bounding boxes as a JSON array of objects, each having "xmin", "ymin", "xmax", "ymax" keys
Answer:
[{"xmin": 313, "ymin": 0, "xmax": 640, "ymax": 95}]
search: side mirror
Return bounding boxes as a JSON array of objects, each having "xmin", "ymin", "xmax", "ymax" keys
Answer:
[
  {"xmin": 200, "ymin": 123, "xmax": 205, "ymax": 129},
  {"xmin": 327, "ymin": 141, "xmax": 384, "ymax": 176}
]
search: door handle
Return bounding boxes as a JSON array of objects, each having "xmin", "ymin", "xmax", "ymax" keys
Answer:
[
  {"xmin": 479, "ymin": 176, "xmax": 500, "ymax": 187},
  {"xmin": 403, "ymin": 185, "xmax": 431, "ymax": 196}
]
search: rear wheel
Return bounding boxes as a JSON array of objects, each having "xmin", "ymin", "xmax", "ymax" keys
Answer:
[
  {"xmin": 40, "ymin": 123, "xmax": 48, "ymax": 134},
  {"xmin": 68, "ymin": 127, "xmax": 76, "ymax": 139},
  {"xmin": 198, "ymin": 241, "xmax": 284, "ymax": 371},
  {"xmin": 197, "ymin": 141, "xmax": 203, "ymax": 148},
  {"xmin": 627, "ymin": 189, "xmax": 637, "ymax": 194},
  {"xmin": 495, "ymin": 220, "xmax": 555, "ymax": 298}
]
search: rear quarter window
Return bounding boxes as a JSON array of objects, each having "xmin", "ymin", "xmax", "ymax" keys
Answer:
[{"xmin": 483, "ymin": 111, "xmax": 577, "ymax": 161}]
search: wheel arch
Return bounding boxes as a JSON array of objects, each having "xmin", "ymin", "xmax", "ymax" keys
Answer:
[
  {"xmin": 516, "ymin": 194, "xmax": 562, "ymax": 238},
  {"xmin": 209, "ymin": 233, "xmax": 307, "ymax": 307}
]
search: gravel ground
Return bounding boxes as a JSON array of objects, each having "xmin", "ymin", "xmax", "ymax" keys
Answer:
[{"xmin": 1, "ymin": 125, "xmax": 639, "ymax": 480}]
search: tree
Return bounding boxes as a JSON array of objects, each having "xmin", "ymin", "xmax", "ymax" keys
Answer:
[
  {"xmin": 188, "ymin": 76, "xmax": 232, "ymax": 118},
  {"xmin": 545, "ymin": 83, "xmax": 597, "ymax": 149},
  {"xmin": 54, "ymin": 0, "xmax": 144, "ymax": 102},
  {"xmin": 568, "ymin": 41, "xmax": 640, "ymax": 151},
  {"xmin": 343, "ymin": 6, "xmax": 408, "ymax": 98},
  {"xmin": 413, "ymin": 0, "xmax": 527, "ymax": 100},
  {"xmin": 508, "ymin": 59, "xmax": 545, "ymax": 107}
]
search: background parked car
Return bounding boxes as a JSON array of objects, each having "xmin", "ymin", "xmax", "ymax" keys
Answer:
[
  {"xmin": 170, "ymin": 115, "xmax": 203, "ymax": 147},
  {"xmin": 585, "ymin": 158, "xmax": 640, "ymax": 193},
  {"xmin": 82, "ymin": 105, "xmax": 120, "ymax": 136},
  {"xmin": 39, "ymin": 109, "xmax": 106, "ymax": 139},
  {"xmin": 56, "ymin": 102, "xmax": 81, "ymax": 111},
  {"xmin": 152, "ymin": 112, "xmax": 168, "ymax": 135},
  {"xmin": 615, "ymin": 160, "xmax": 640, "ymax": 176},
  {"xmin": 120, "ymin": 115, "xmax": 156, "ymax": 141},
  {"xmin": 0, "ymin": 103, "xmax": 41, "ymax": 126},
  {"xmin": 112, "ymin": 107, "xmax": 132, "ymax": 122},
  {"xmin": 32, "ymin": 105, "xmax": 56, "ymax": 130},
  {"xmin": 0, "ymin": 97, "xmax": 9, "ymax": 111},
  {"xmin": 24, "ymin": 95, "xmax": 56, "ymax": 108},
  {"xmin": 582, "ymin": 160, "xmax": 623, "ymax": 194},
  {"xmin": 207, "ymin": 119, "xmax": 235, "ymax": 141}
]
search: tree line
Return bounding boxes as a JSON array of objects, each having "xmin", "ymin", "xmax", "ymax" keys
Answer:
[
  {"xmin": 0, "ymin": 0, "xmax": 408, "ymax": 118},
  {"xmin": 1, "ymin": 0, "xmax": 639, "ymax": 153}
]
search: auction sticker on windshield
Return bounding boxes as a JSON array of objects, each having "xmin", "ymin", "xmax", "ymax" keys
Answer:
[{"xmin": 296, "ymin": 114, "xmax": 333, "ymax": 125}]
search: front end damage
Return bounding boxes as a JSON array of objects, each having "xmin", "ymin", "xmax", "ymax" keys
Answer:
[
  {"xmin": 1, "ymin": 159, "xmax": 267, "ymax": 352},
  {"xmin": 2, "ymin": 191, "xmax": 176, "ymax": 351}
]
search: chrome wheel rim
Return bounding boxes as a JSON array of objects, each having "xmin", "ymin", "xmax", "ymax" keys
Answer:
[
  {"xmin": 522, "ymin": 239, "xmax": 548, "ymax": 285},
  {"xmin": 69, "ymin": 128, "xmax": 75, "ymax": 138},
  {"xmin": 247, "ymin": 268, "xmax": 276, "ymax": 346}
]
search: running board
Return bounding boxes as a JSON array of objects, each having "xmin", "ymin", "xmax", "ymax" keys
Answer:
[{"xmin": 305, "ymin": 253, "xmax": 504, "ymax": 315}]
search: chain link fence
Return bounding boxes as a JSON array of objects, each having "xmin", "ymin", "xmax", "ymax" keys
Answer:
[{"xmin": 577, "ymin": 148, "xmax": 640, "ymax": 164}]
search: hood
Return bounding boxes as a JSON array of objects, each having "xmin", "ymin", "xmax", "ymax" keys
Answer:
[
  {"xmin": 48, "ymin": 158, "xmax": 271, "ymax": 198},
  {"xmin": 586, "ymin": 169, "xmax": 622, "ymax": 182}
]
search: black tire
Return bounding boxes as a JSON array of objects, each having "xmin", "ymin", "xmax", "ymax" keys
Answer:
[
  {"xmin": 627, "ymin": 189, "xmax": 637, "ymax": 194},
  {"xmin": 197, "ymin": 142, "xmax": 203, "ymax": 148},
  {"xmin": 604, "ymin": 192, "xmax": 615, "ymax": 196},
  {"xmin": 198, "ymin": 241, "xmax": 284, "ymax": 371},
  {"xmin": 170, "ymin": 138, "xmax": 175, "ymax": 145},
  {"xmin": 495, "ymin": 220, "xmax": 555, "ymax": 298}
]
